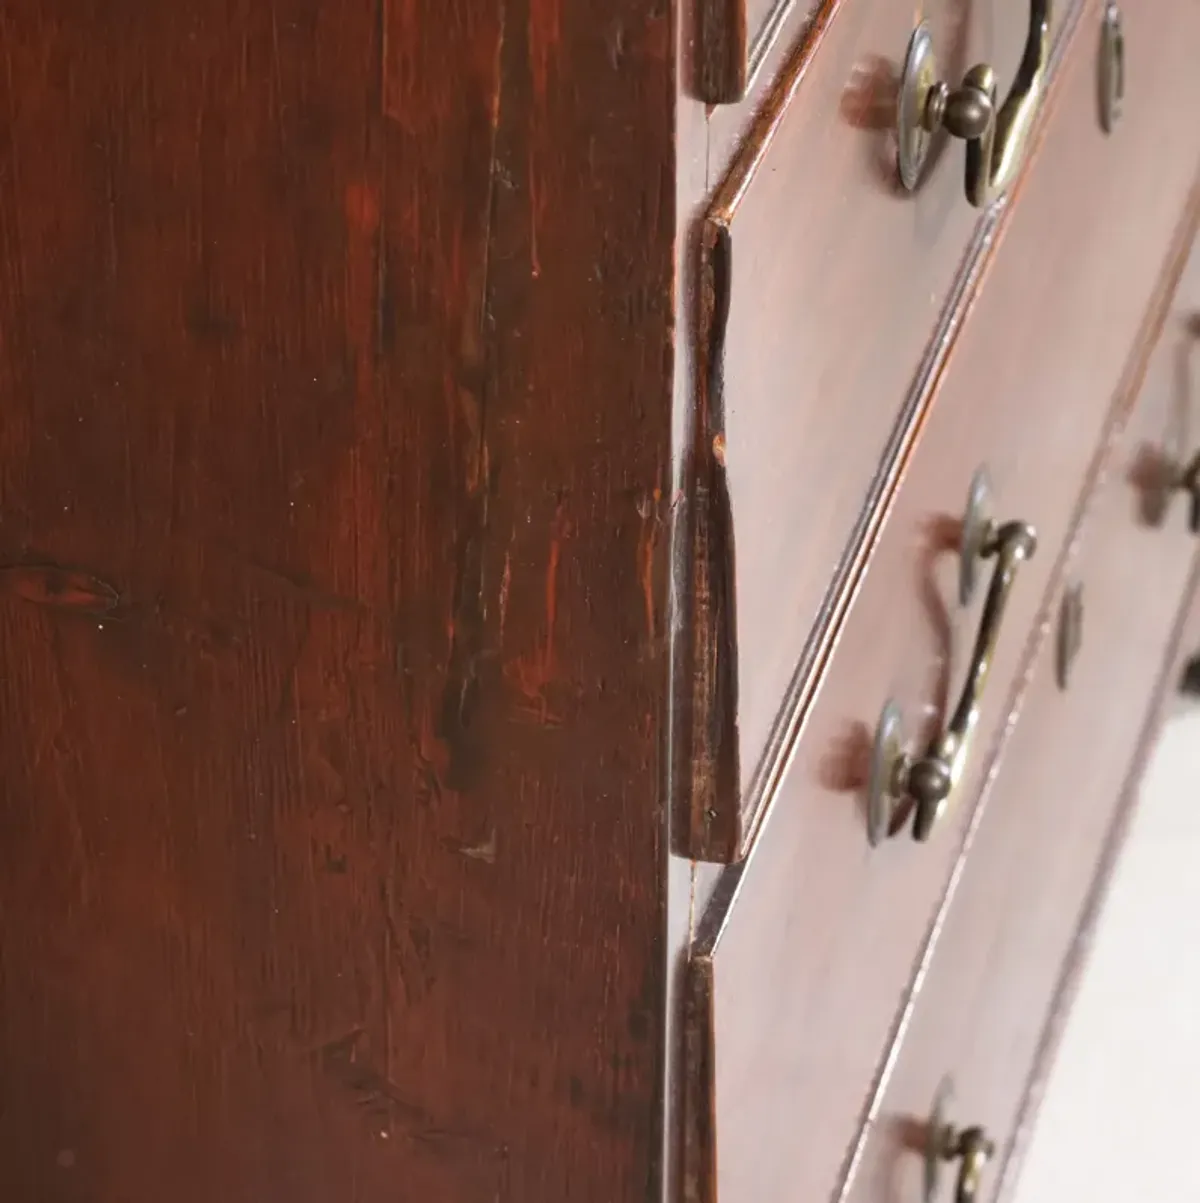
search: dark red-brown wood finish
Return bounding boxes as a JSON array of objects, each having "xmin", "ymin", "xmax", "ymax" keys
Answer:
[
  {"xmin": 0, "ymin": 3, "xmax": 674, "ymax": 1200},
  {"xmin": 3, "ymin": 0, "xmax": 1197, "ymax": 1199}
]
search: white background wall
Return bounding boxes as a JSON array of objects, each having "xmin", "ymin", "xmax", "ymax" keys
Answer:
[{"xmin": 1012, "ymin": 702, "xmax": 1200, "ymax": 1203}]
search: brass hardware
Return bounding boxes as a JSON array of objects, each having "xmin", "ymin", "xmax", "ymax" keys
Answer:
[
  {"xmin": 868, "ymin": 470, "xmax": 1037, "ymax": 845},
  {"xmin": 1056, "ymin": 582, "xmax": 1084, "ymax": 690},
  {"xmin": 1146, "ymin": 316, "xmax": 1200, "ymax": 531},
  {"xmin": 1148, "ymin": 449, "xmax": 1200, "ymax": 532},
  {"xmin": 1177, "ymin": 452, "xmax": 1200, "ymax": 533},
  {"xmin": 925, "ymin": 1080, "xmax": 996, "ymax": 1203},
  {"xmin": 1182, "ymin": 654, "xmax": 1200, "ymax": 698},
  {"xmin": 1099, "ymin": 3, "xmax": 1125, "ymax": 133},
  {"xmin": 897, "ymin": 0, "xmax": 1051, "ymax": 206},
  {"xmin": 957, "ymin": 469, "xmax": 990, "ymax": 607}
]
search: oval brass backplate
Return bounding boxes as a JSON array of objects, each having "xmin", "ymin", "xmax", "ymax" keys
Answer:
[
  {"xmin": 959, "ymin": 467, "xmax": 993, "ymax": 606},
  {"xmin": 868, "ymin": 699, "xmax": 907, "ymax": 846},
  {"xmin": 1099, "ymin": 3, "xmax": 1125, "ymax": 134},
  {"xmin": 1057, "ymin": 582, "xmax": 1085, "ymax": 690},
  {"xmin": 897, "ymin": 23, "xmax": 939, "ymax": 191}
]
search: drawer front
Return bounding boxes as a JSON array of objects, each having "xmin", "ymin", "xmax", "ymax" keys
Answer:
[
  {"xmin": 840, "ymin": 268, "xmax": 1200, "ymax": 1203},
  {"xmin": 695, "ymin": 0, "xmax": 1060, "ymax": 108},
  {"xmin": 683, "ymin": 2, "xmax": 1200, "ymax": 1199},
  {"xmin": 685, "ymin": 0, "xmax": 1077, "ymax": 859}
]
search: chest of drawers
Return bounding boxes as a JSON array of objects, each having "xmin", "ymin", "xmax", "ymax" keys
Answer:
[{"xmin": 0, "ymin": 1, "xmax": 1196, "ymax": 1201}]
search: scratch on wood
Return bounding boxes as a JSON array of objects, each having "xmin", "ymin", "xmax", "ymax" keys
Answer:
[
  {"xmin": 315, "ymin": 1028, "xmax": 501, "ymax": 1157},
  {"xmin": 636, "ymin": 485, "xmax": 662, "ymax": 644},
  {"xmin": 506, "ymin": 498, "xmax": 567, "ymax": 715},
  {"xmin": 379, "ymin": 0, "xmax": 404, "ymax": 124},
  {"xmin": 241, "ymin": 559, "xmax": 363, "ymax": 612},
  {"xmin": 529, "ymin": 157, "xmax": 542, "ymax": 279},
  {"xmin": 529, "ymin": 0, "xmax": 562, "ymax": 106},
  {"xmin": 498, "ymin": 546, "xmax": 512, "ymax": 641},
  {"xmin": 542, "ymin": 498, "xmax": 564, "ymax": 671},
  {"xmin": 0, "ymin": 565, "xmax": 120, "ymax": 615},
  {"xmin": 434, "ymin": 1, "xmax": 507, "ymax": 787},
  {"xmin": 438, "ymin": 434, "xmax": 490, "ymax": 784},
  {"xmin": 376, "ymin": 0, "xmax": 390, "ymax": 117},
  {"xmin": 457, "ymin": 830, "xmax": 497, "ymax": 863}
]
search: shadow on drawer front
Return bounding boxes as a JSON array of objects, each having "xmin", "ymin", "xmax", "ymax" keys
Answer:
[
  {"xmin": 679, "ymin": 0, "xmax": 1075, "ymax": 862},
  {"xmin": 681, "ymin": 0, "xmax": 1200, "ymax": 1197}
]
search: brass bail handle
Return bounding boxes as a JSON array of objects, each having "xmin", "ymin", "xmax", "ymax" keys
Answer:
[
  {"xmin": 915, "ymin": 518, "xmax": 1037, "ymax": 838},
  {"xmin": 897, "ymin": 0, "xmax": 1052, "ymax": 206},
  {"xmin": 868, "ymin": 471, "xmax": 1038, "ymax": 846}
]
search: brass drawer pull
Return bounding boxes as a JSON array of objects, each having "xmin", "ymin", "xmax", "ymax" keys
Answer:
[
  {"xmin": 1100, "ymin": 2, "xmax": 1125, "ymax": 133},
  {"xmin": 925, "ymin": 1081, "xmax": 996, "ymax": 1203},
  {"xmin": 869, "ymin": 470, "xmax": 1038, "ymax": 845},
  {"xmin": 1056, "ymin": 582, "xmax": 1085, "ymax": 691},
  {"xmin": 1144, "ymin": 317, "xmax": 1200, "ymax": 531},
  {"xmin": 1175, "ymin": 452, "xmax": 1200, "ymax": 533},
  {"xmin": 897, "ymin": 0, "xmax": 1052, "ymax": 206},
  {"xmin": 1143, "ymin": 448, "xmax": 1200, "ymax": 532}
]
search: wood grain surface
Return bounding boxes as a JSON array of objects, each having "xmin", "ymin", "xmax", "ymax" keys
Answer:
[
  {"xmin": 683, "ymin": 0, "xmax": 1200, "ymax": 1195},
  {"xmin": 0, "ymin": 3, "xmax": 674, "ymax": 1200},
  {"xmin": 680, "ymin": 0, "xmax": 1076, "ymax": 860}
]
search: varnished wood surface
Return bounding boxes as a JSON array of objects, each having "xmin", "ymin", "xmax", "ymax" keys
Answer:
[
  {"xmin": 681, "ymin": 0, "xmax": 1076, "ymax": 859},
  {"xmin": 840, "ymin": 226, "xmax": 1200, "ymax": 1203},
  {"xmin": 684, "ymin": 0, "xmax": 1200, "ymax": 1195},
  {"xmin": 0, "ymin": 3, "xmax": 674, "ymax": 1201}
]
